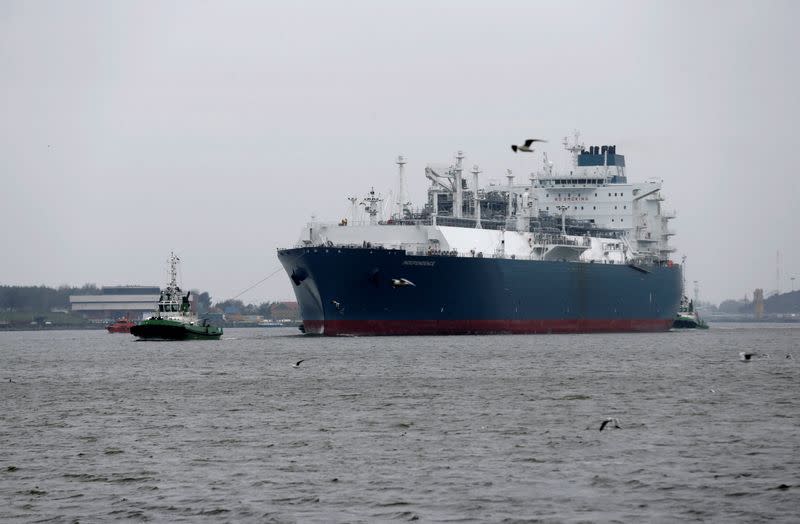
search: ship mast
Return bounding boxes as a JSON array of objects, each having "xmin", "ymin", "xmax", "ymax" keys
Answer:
[
  {"xmin": 361, "ymin": 187, "xmax": 382, "ymax": 226},
  {"xmin": 506, "ymin": 170, "xmax": 514, "ymax": 221},
  {"xmin": 562, "ymin": 130, "xmax": 584, "ymax": 172},
  {"xmin": 167, "ymin": 251, "xmax": 180, "ymax": 295},
  {"xmin": 471, "ymin": 164, "xmax": 482, "ymax": 229},
  {"xmin": 454, "ymin": 151, "xmax": 464, "ymax": 218},
  {"xmin": 396, "ymin": 155, "xmax": 406, "ymax": 220},
  {"xmin": 347, "ymin": 196, "xmax": 359, "ymax": 225}
]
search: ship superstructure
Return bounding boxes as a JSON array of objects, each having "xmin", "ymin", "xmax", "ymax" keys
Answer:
[{"xmin": 279, "ymin": 133, "xmax": 682, "ymax": 336}]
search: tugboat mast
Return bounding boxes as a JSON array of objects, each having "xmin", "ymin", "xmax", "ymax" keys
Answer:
[{"xmin": 167, "ymin": 251, "xmax": 181, "ymax": 295}]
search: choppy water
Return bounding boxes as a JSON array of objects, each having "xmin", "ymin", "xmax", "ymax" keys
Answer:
[{"xmin": 1, "ymin": 324, "xmax": 798, "ymax": 522}]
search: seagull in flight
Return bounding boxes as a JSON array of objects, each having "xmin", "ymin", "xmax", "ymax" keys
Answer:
[
  {"xmin": 599, "ymin": 418, "xmax": 621, "ymax": 431},
  {"xmin": 391, "ymin": 278, "xmax": 416, "ymax": 288},
  {"xmin": 292, "ymin": 359, "xmax": 305, "ymax": 368},
  {"xmin": 511, "ymin": 138, "xmax": 546, "ymax": 153}
]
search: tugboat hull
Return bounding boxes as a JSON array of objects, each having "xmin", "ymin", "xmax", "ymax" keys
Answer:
[
  {"xmin": 672, "ymin": 315, "xmax": 709, "ymax": 329},
  {"xmin": 131, "ymin": 320, "xmax": 222, "ymax": 340}
]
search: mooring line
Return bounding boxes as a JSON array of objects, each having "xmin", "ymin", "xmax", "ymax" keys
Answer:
[{"xmin": 230, "ymin": 251, "xmax": 306, "ymax": 300}]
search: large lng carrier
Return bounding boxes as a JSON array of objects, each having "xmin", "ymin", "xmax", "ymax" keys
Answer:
[{"xmin": 278, "ymin": 133, "xmax": 682, "ymax": 336}]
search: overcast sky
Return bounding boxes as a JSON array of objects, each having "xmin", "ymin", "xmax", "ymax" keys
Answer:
[{"xmin": 1, "ymin": 0, "xmax": 797, "ymax": 305}]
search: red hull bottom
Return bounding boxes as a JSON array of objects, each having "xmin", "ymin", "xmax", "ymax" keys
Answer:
[{"xmin": 303, "ymin": 318, "xmax": 674, "ymax": 336}]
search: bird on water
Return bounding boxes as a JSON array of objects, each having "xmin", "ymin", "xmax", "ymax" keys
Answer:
[
  {"xmin": 599, "ymin": 418, "xmax": 621, "ymax": 431},
  {"xmin": 292, "ymin": 359, "xmax": 305, "ymax": 368}
]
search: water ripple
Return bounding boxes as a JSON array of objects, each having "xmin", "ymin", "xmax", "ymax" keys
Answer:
[{"xmin": 1, "ymin": 325, "xmax": 799, "ymax": 521}]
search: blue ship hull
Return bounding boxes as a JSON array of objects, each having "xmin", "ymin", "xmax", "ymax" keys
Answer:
[{"xmin": 278, "ymin": 247, "xmax": 683, "ymax": 336}]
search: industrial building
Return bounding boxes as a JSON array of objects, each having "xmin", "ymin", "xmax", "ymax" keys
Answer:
[{"xmin": 69, "ymin": 286, "xmax": 161, "ymax": 321}]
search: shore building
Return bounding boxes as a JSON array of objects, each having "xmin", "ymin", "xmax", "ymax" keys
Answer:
[{"xmin": 69, "ymin": 286, "xmax": 160, "ymax": 321}]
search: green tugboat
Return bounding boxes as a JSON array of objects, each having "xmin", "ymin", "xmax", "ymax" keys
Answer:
[{"xmin": 130, "ymin": 253, "xmax": 223, "ymax": 340}]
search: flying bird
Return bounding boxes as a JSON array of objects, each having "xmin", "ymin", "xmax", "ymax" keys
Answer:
[
  {"xmin": 599, "ymin": 418, "xmax": 621, "ymax": 431},
  {"xmin": 511, "ymin": 138, "xmax": 547, "ymax": 153},
  {"xmin": 391, "ymin": 278, "xmax": 416, "ymax": 288},
  {"xmin": 292, "ymin": 359, "xmax": 305, "ymax": 368}
]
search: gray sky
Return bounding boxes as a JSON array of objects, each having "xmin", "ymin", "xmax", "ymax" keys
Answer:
[{"xmin": 1, "ymin": 0, "xmax": 798, "ymax": 305}]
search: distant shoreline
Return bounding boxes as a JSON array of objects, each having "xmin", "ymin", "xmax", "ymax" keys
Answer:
[
  {"xmin": 4, "ymin": 320, "xmax": 800, "ymax": 333},
  {"xmin": 0, "ymin": 323, "xmax": 301, "ymax": 332}
]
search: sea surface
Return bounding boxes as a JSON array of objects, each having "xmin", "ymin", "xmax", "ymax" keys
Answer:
[{"xmin": 1, "ymin": 324, "xmax": 798, "ymax": 522}]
